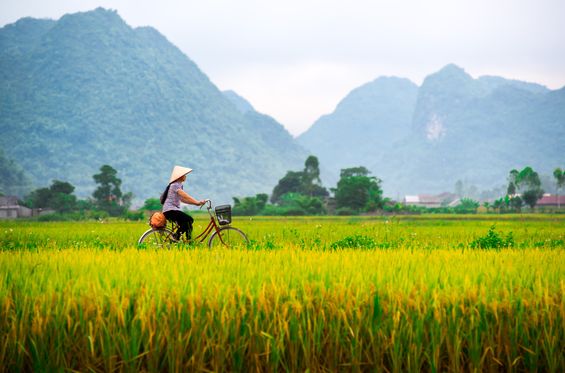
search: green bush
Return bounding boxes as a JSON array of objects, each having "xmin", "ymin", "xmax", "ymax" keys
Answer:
[
  {"xmin": 331, "ymin": 235, "xmax": 377, "ymax": 249},
  {"xmin": 470, "ymin": 225, "xmax": 514, "ymax": 249},
  {"xmin": 122, "ymin": 210, "xmax": 144, "ymax": 221}
]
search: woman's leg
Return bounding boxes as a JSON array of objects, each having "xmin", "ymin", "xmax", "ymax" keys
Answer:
[{"xmin": 164, "ymin": 210, "xmax": 193, "ymax": 240}]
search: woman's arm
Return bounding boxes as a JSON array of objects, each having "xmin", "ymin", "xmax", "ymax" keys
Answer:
[{"xmin": 177, "ymin": 189, "xmax": 205, "ymax": 206}]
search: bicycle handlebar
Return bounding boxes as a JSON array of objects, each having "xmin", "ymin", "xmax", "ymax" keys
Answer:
[{"xmin": 199, "ymin": 199, "xmax": 212, "ymax": 210}]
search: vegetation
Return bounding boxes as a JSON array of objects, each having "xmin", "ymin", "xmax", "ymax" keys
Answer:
[
  {"xmin": 0, "ymin": 8, "xmax": 306, "ymax": 203},
  {"xmin": 270, "ymin": 155, "xmax": 328, "ymax": 204},
  {"xmin": 0, "ymin": 216, "xmax": 563, "ymax": 371},
  {"xmin": 233, "ymin": 193, "xmax": 268, "ymax": 215},
  {"xmin": 92, "ymin": 164, "xmax": 132, "ymax": 216},
  {"xmin": 233, "ymin": 156, "xmax": 328, "ymax": 216},
  {"xmin": 20, "ymin": 164, "xmax": 142, "ymax": 220},
  {"xmin": 231, "ymin": 161, "xmax": 563, "ymax": 216},
  {"xmin": 333, "ymin": 166, "xmax": 383, "ymax": 213},
  {"xmin": 469, "ymin": 225, "xmax": 514, "ymax": 249},
  {"xmin": 507, "ymin": 167, "xmax": 544, "ymax": 209},
  {"xmin": 141, "ymin": 197, "xmax": 161, "ymax": 211},
  {"xmin": 24, "ymin": 180, "xmax": 77, "ymax": 213}
]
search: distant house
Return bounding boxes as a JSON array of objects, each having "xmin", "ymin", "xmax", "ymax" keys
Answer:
[
  {"xmin": 536, "ymin": 194, "xmax": 565, "ymax": 208},
  {"xmin": 0, "ymin": 196, "xmax": 32, "ymax": 219},
  {"xmin": 403, "ymin": 193, "xmax": 459, "ymax": 208}
]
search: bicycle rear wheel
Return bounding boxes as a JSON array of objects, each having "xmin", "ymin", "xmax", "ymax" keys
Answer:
[
  {"xmin": 208, "ymin": 227, "xmax": 249, "ymax": 249},
  {"xmin": 138, "ymin": 228, "xmax": 176, "ymax": 248}
]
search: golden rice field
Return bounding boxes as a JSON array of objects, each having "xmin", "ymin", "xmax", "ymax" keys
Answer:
[{"xmin": 0, "ymin": 215, "xmax": 564, "ymax": 372}]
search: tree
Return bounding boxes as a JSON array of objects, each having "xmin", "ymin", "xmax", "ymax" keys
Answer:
[
  {"xmin": 509, "ymin": 195, "xmax": 523, "ymax": 212},
  {"xmin": 522, "ymin": 189, "xmax": 543, "ymax": 210},
  {"xmin": 492, "ymin": 198, "xmax": 504, "ymax": 212},
  {"xmin": 270, "ymin": 156, "xmax": 328, "ymax": 203},
  {"xmin": 333, "ymin": 167, "xmax": 383, "ymax": 212},
  {"xmin": 507, "ymin": 167, "xmax": 544, "ymax": 210},
  {"xmin": 302, "ymin": 155, "xmax": 328, "ymax": 198},
  {"xmin": 303, "ymin": 155, "xmax": 321, "ymax": 185},
  {"xmin": 507, "ymin": 169, "xmax": 519, "ymax": 196},
  {"xmin": 270, "ymin": 171, "xmax": 303, "ymax": 204},
  {"xmin": 142, "ymin": 198, "xmax": 161, "ymax": 211},
  {"xmin": 233, "ymin": 193, "xmax": 269, "ymax": 215},
  {"xmin": 554, "ymin": 168, "xmax": 565, "ymax": 209},
  {"xmin": 92, "ymin": 165, "xmax": 125, "ymax": 216},
  {"xmin": 454, "ymin": 198, "xmax": 479, "ymax": 213},
  {"xmin": 278, "ymin": 193, "xmax": 325, "ymax": 215},
  {"xmin": 26, "ymin": 180, "xmax": 77, "ymax": 213}
]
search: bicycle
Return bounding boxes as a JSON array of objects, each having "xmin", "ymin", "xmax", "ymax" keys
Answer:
[{"xmin": 137, "ymin": 199, "xmax": 249, "ymax": 248}]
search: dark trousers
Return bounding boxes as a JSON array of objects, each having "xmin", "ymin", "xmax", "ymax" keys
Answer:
[{"xmin": 164, "ymin": 210, "xmax": 194, "ymax": 240}]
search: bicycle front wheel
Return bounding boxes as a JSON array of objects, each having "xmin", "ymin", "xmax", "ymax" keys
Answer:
[
  {"xmin": 208, "ymin": 227, "xmax": 249, "ymax": 249},
  {"xmin": 138, "ymin": 228, "xmax": 176, "ymax": 248}
]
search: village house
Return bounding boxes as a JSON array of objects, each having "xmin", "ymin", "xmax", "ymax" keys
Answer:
[
  {"xmin": 403, "ymin": 193, "xmax": 460, "ymax": 208},
  {"xmin": 0, "ymin": 196, "xmax": 32, "ymax": 219},
  {"xmin": 536, "ymin": 194, "xmax": 565, "ymax": 209}
]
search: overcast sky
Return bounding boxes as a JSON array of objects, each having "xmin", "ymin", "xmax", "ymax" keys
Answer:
[{"xmin": 2, "ymin": 0, "xmax": 564, "ymax": 136}]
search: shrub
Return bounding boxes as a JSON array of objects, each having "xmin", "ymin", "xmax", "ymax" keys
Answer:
[
  {"xmin": 123, "ymin": 210, "xmax": 144, "ymax": 221},
  {"xmin": 470, "ymin": 225, "xmax": 514, "ymax": 249},
  {"xmin": 331, "ymin": 234, "xmax": 377, "ymax": 249}
]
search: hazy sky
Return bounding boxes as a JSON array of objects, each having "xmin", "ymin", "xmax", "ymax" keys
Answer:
[{"xmin": 2, "ymin": 0, "xmax": 564, "ymax": 136}]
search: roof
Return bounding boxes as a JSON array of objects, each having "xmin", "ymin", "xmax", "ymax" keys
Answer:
[
  {"xmin": 0, "ymin": 196, "xmax": 19, "ymax": 208},
  {"xmin": 417, "ymin": 194, "xmax": 442, "ymax": 204},
  {"xmin": 404, "ymin": 195, "xmax": 419, "ymax": 203},
  {"xmin": 404, "ymin": 193, "xmax": 463, "ymax": 206},
  {"xmin": 537, "ymin": 194, "xmax": 565, "ymax": 206}
]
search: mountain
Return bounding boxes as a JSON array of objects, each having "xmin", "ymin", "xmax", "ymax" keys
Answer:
[
  {"xmin": 298, "ymin": 64, "xmax": 565, "ymax": 196},
  {"xmin": 298, "ymin": 77, "xmax": 418, "ymax": 187},
  {"xmin": 0, "ymin": 8, "xmax": 307, "ymax": 203},
  {"xmin": 222, "ymin": 90, "xmax": 312, "ymax": 164},
  {"xmin": 223, "ymin": 90, "xmax": 255, "ymax": 114}
]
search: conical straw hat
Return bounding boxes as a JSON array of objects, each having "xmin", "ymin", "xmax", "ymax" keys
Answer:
[{"xmin": 169, "ymin": 165, "xmax": 193, "ymax": 184}]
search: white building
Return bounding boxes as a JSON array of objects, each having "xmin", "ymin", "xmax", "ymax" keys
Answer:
[{"xmin": 0, "ymin": 196, "xmax": 32, "ymax": 219}]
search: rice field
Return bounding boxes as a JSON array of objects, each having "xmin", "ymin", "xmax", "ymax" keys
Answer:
[{"xmin": 1, "ymin": 215, "xmax": 564, "ymax": 372}]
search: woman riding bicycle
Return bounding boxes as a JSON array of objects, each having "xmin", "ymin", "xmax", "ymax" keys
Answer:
[{"xmin": 161, "ymin": 165, "xmax": 205, "ymax": 241}]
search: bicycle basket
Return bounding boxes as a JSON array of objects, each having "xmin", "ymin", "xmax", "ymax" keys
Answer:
[
  {"xmin": 149, "ymin": 212, "xmax": 167, "ymax": 229},
  {"xmin": 215, "ymin": 205, "xmax": 232, "ymax": 225}
]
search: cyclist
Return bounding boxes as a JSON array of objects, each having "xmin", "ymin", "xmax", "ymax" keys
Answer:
[{"xmin": 161, "ymin": 165, "xmax": 205, "ymax": 240}]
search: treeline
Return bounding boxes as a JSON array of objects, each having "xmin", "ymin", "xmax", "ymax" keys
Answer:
[
  {"xmin": 489, "ymin": 166, "xmax": 564, "ymax": 212},
  {"xmin": 232, "ymin": 159, "xmax": 565, "ymax": 216},
  {"xmin": 232, "ymin": 156, "xmax": 385, "ymax": 216},
  {"xmin": 20, "ymin": 165, "xmax": 143, "ymax": 221},
  {"xmin": 14, "ymin": 160, "xmax": 564, "ymax": 220}
]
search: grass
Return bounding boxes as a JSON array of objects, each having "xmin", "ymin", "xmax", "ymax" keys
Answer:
[{"xmin": 0, "ymin": 215, "xmax": 564, "ymax": 371}]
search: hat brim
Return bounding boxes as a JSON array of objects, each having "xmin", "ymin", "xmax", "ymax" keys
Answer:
[{"xmin": 169, "ymin": 166, "xmax": 193, "ymax": 184}]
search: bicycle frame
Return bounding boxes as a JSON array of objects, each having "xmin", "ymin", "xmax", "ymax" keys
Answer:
[{"xmin": 171, "ymin": 200, "xmax": 226, "ymax": 245}]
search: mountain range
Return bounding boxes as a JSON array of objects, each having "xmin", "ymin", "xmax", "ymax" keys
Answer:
[
  {"xmin": 298, "ymin": 64, "xmax": 565, "ymax": 196},
  {"xmin": 1, "ymin": 8, "xmax": 563, "ymax": 203},
  {"xmin": 0, "ymin": 8, "xmax": 307, "ymax": 204}
]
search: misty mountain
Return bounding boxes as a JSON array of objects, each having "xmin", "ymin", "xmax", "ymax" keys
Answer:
[
  {"xmin": 298, "ymin": 64, "xmax": 565, "ymax": 196},
  {"xmin": 297, "ymin": 77, "xmax": 418, "ymax": 187},
  {"xmin": 223, "ymin": 90, "xmax": 255, "ymax": 114},
  {"xmin": 0, "ymin": 8, "xmax": 307, "ymax": 203}
]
